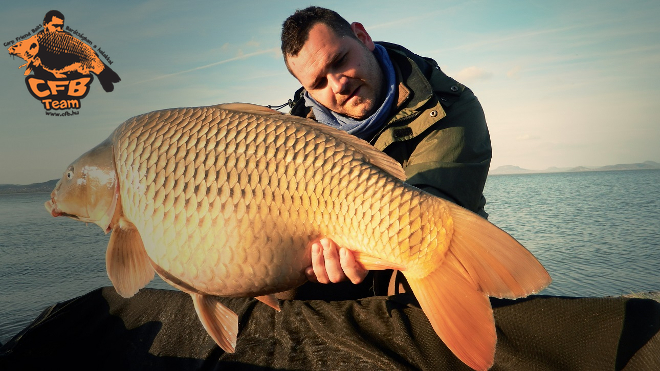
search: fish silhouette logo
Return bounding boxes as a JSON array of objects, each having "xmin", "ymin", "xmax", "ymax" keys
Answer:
[{"xmin": 6, "ymin": 10, "xmax": 120, "ymax": 113}]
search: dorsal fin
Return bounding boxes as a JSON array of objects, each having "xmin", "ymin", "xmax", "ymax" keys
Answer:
[{"xmin": 214, "ymin": 103, "xmax": 282, "ymax": 116}]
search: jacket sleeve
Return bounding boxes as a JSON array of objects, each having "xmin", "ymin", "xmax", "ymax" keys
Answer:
[{"xmin": 404, "ymin": 86, "xmax": 492, "ymax": 218}]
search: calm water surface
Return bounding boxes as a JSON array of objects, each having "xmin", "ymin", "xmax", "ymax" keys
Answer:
[
  {"xmin": 1, "ymin": 170, "xmax": 659, "ymax": 343},
  {"xmin": 0, "ymin": 192, "xmax": 170, "ymax": 344},
  {"xmin": 484, "ymin": 170, "xmax": 660, "ymax": 298}
]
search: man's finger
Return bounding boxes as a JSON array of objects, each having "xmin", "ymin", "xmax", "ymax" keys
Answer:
[
  {"xmin": 305, "ymin": 266, "xmax": 318, "ymax": 283},
  {"xmin": 320, "ymin": 238, "xmax": 347, "ymax": 283},
  {"xmin": 339, "ymin": 248, "xmax": 369, "ymax": 284},
  {"xmin": 309, "ymin": 241, "xmax": 330, "ymax": 284}
]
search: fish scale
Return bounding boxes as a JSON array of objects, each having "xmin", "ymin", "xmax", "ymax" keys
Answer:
[
  {"xmin": 46, "ymin": 104, "xmax": 551, "ymax": 370},
  {"xmin": 125, "ymin": 107, "xmax": 407, "ymax": 294}
]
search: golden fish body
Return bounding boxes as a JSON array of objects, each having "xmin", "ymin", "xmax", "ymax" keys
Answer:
[
  {"xmin": 46, "ymin": 103, "xmax": 551, "ymax": 371},
  {"xmin": 115, "ymin": 105, "xmax": 442, "ymax": 296}
]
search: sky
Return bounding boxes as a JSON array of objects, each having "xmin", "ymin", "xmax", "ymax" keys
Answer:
[{"xmin": 1, "ymin": 0, "xmax": 659, "ymax": 185}]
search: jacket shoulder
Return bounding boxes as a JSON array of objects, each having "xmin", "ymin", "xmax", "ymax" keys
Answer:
[
  {"xmin": 377, "ymin": 42, "xmax": 435, "ymax": 79},
  {"xmin": 378, "ymin": 42, "xmax": 464, "ymax": 103}
]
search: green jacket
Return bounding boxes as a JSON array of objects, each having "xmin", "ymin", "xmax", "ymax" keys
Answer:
[{"xmin": 290, "ymin": 42, "xmax": 492, "ymax": 218}]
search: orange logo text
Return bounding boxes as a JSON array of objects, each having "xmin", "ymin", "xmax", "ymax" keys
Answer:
[{"xmin": 25, "ymin": 76, "xmax": 92, "ymax": 110}]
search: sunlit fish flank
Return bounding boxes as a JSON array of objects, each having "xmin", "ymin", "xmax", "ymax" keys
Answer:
[{"xmin": 45, "ymin": 103, "xmax": 551, "ymax": 370}]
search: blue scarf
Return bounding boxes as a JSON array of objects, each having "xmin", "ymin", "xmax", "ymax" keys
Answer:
[{"xmin": 303, "ymin": 44, "xmax": 396, "ymax": 140}]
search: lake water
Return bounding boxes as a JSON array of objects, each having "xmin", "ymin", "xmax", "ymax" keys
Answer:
[{"xmin": 1, "ymin": 170, "xmax": 659, "ymax": 344}]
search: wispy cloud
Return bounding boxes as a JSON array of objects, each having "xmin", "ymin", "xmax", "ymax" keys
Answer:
[
  {"xmin": 128, "ymin": 47, "xmax": 280, "ymax": 86},
  {"xmin": 430, "ymin": 25, "xmax": 577, "ymax": 56},
  {"xmin": 454, "ymin": 66, "xmax": 492, "ymax": 83}
]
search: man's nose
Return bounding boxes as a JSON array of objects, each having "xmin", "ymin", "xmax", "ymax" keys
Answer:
[{"xmin": 328, "ymin": 73, "xmax": 348, "ymax": 95}]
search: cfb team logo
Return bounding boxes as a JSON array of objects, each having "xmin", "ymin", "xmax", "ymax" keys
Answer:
[{"xmin": 6, "ymin": 10, "xmax": 120, "ymax": 115}]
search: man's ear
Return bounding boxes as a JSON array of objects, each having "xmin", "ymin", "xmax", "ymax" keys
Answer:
[{"xmin": 351, "ymin": 22, "xmax": 375, "ymax": 51}]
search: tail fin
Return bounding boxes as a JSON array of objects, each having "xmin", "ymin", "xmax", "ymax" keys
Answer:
[
  {"xmin": 98, "ymin": 64, "xmax": 121, "ymax": 92},
  {"xmin": 403, "ymin": 202, "xmax": 551, "ymax": 370},
  {"xmin": 406, "ymin": 257, "xmax": 495, "ymax": 370},
  {"xmin": 445, "ymin": 203, "xmax": 551, "ymax": 298}
]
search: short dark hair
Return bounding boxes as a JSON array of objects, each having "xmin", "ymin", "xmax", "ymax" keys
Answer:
[
  {"xmin": 281, "ymin": 6, "xmax": 357, "ymax": 70},
  {"xmin": 43, "ymin": 10, "xmax": 65, "ymax": 25}
]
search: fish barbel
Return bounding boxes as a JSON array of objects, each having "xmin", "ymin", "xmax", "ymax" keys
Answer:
[{"xmin": 45, "ymin": 103, "xmax": 551, "ymax": 370}]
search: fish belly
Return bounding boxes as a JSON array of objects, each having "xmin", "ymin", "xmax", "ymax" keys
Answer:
[{"xmin": 113, "ymin": 107, "xmax": 446, "ymax": 296}]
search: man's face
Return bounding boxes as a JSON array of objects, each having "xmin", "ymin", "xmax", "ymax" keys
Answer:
[
  {"xmin": 287, "ymin": 22, "xmax": 385, "ymax": 120},
  {"xmin": 45, "ymin": 16, "xmax": 64, "ymax": 33}
]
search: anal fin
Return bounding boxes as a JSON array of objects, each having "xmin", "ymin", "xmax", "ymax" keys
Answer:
[
  {"xmin": 352, "ymin": 251, "xmax": 406, "ymax": 271},
  {"xmin": 255, "ymin": 294, "xmax": 281, "ymax": 311},
  {"xmin": 192, "ymin": 293, "xmax": 239, "ymax": 353},
  {"xmin": 106, "ymin": 222, "xmax": 154, "ymax": 298}
]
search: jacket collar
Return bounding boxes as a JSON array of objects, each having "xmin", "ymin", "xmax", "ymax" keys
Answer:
[{"xmin": 370, "ymin": 44, "xmax": 446, "ymax": 150}]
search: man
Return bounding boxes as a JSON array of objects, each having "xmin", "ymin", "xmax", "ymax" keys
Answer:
[
  {"xmin": 43, "ymin": 10, "xmax": 65, "ymax": 33},
  {"xmin": 280, "ymin": 7, "xmax": 492, "ymax": 299}
]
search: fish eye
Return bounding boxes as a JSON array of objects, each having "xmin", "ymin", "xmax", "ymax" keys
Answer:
[{"xmin": 66, "ymin": 167, "xmax": 74, "ymax": 180}]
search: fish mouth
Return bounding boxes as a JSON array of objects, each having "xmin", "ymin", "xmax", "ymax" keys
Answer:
[
  {"xmin": 45, "ymin": 199, "xmax": 83, "ymax": 220},
  {"xmin": 44, "ymin": 199, "xmax": 62, "ymax": 217}
]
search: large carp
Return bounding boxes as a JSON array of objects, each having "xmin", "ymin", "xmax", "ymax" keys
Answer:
[{"xmin": 45, "ymin": 103, "xmax": 551, "ymax": 370}]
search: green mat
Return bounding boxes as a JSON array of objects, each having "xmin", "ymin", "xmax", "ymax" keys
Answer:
[{"xmin": 1, "ymin": 287, "xmax": 658, "ymax": 370}]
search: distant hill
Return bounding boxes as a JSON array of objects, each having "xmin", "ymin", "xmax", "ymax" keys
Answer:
[
  {"xmin": 595, "ymin": 161, "xmax": 660, "ymax": 172},
  {"xmin": 491, "ymin": 161, "xmax": 660, "ymax": 175},
  {"xmin": 488, "ymin": 165, "xmax": 533, "ymax": 175},
  {"xmin": 2, "ymin": 161, "xmax": 659, "ymax": 192},
  {"xmin": 568, "ymin": 166, "xmax": 593, "ymax": 173},
  {"xmin": 0, "ymin": 179, "xmax": 58, "ymax": 194}
]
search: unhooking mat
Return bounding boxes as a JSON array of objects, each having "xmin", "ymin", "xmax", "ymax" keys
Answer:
[{"xmin": 1, "ymin": 287, "xmax": 659, "ymax": 370}]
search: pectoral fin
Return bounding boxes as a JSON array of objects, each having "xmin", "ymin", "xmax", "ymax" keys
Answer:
[
  {"xmin": 106, "ymin": 223, "xmax": 154, "ymax": 298},
  {"xmin": 192, "ymin": 293, "xmax": 239, "ymax": 353},
  {"xmin": 255, "ymin": 294, "xmax": 281, "ymax": 311}
]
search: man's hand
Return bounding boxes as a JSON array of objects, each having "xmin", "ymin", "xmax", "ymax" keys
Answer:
[{"xmin": 305, "ymin": 238, "xmax": 369, "ymax": 284}]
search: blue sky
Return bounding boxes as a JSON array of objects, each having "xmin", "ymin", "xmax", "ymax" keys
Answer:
[{"xmin": 1, "ymin": 0, "xmax": 659, "ymax": 184}]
